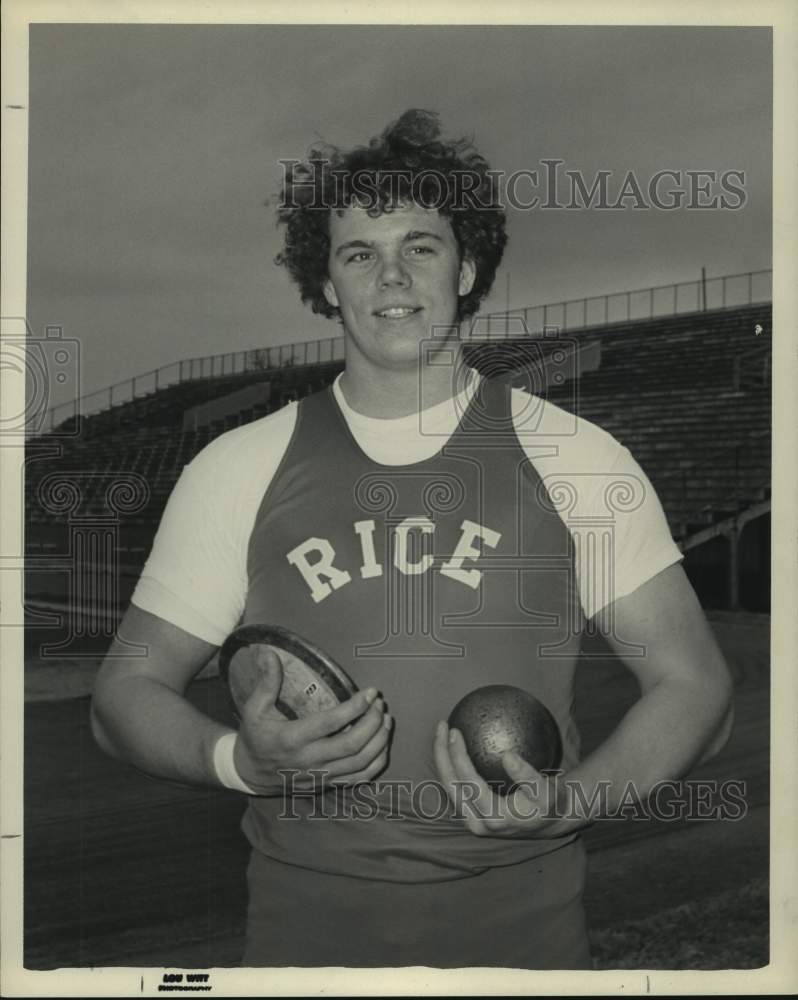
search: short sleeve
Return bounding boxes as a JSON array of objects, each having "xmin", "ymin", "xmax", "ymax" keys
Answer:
[
  {"xmin": 131, "ymin": 404, "xmax": 298, "ymax": 645},
  {"xmin": 587, "ymin": 444, "xmax": 684, "ymax": 621},
  {"xmin": 131, "ymin": 452, "xmax": 249, "ymax": 645},
  {"xmin": 511, "ymin": 387, "xmax": 683, "ymax": 622}
]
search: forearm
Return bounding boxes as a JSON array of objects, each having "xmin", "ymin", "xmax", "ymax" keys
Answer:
[
  {"xmin": 91, "ymin": 672, "xmax": 232, "ymax": 789},
  {"xmin": 561, "ymin": 674, "xmax": 733, "ymax": 822},
  {"xmin": 436, "ymin": 567, "xmax": 737, "ymax": 841}
]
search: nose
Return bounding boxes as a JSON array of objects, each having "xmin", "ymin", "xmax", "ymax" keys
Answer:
[{"xmin": 378, "ymin": 253, "xmax": 411, "ymax": 288}]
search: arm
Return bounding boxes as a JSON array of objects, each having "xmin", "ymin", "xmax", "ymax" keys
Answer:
[
  {"xmin": 91, "ymin": 603, "xmax": 232, "ymax": 784},
  {"xmin": 434, "ymin": 563, "xmax": 734, "ymax": 836},
  {"xmin": 554, "ymin": 562, "xmax": 734, "ymax": 817},
  {"xmin": 92, "ymin": 604, "xmax": 391, "ymax": 795}
]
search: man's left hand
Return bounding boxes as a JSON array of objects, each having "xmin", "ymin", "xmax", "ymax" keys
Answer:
[{"xmin": 433, "ymin": 721, "xmax": 585, "ymax": 839}]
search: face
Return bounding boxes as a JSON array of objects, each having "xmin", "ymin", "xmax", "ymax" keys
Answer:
[{"xmin": 323, "ymin": 202, "xmax": 476, "ymax": 374}]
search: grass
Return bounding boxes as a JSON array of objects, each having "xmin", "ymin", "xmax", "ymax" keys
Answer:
[{"xmin": 589, "ymin": 876, "xmax": 768, "ymax": 969}]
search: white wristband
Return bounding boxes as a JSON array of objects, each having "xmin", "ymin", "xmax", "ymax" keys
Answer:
[{"xmin": 213, "ymin": 732, "xmax": 257, "ymax": 795}]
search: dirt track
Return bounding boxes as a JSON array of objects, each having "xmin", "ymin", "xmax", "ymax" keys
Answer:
[{"xmin": 22, "ymin": 616, "xmax": 769, "ymax": 970}]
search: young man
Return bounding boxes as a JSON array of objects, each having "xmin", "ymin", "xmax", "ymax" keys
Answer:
[{"xmin": 91, "ymin": 110, "xmax": 733, "ymax": 969}]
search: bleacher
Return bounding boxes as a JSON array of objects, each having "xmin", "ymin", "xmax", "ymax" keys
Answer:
[
  {"xmin": 24, "ymin": 303, "xmax": 771, "ymax": 616},
  {"xmin": 541, "ymin": 305, "xmax": 771, "ymax": 535},
  {"xmin": 50, "ymin": 361, "xmax": 345, "ymax": 440}
]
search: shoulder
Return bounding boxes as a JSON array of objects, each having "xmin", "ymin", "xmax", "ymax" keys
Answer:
[
  {"xmin": 188, "ymin": 398, "xmax": 299, "ymax": 465},
  {"xmin": 131, "ymin": 401, "xmax": 301, "ymax": 646},
  {"xmin": 162, "ymin": 400, "xmax": 300, "ymax": 532},
  {"xmin": 509, "ymin": 384, "xmax": 625, "ymax": 470},
  {"xmin": 505, "ymin": 385, "xmax": 681, "ymax": 618},
  {"xmin": 183, "ymin": 400, "xmax": 299, "ymax": 484},
  {"xmin": 508, "ymin": 384, "xmax": 656, "ymax": 519}
]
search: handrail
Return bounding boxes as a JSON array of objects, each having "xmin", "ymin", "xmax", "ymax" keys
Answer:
[
  {"xmin": 674, "ymin": 428, "xmax": 771, "ymax": 536},
  {"xmin": 732, "ymin": 340, "xmax": 772, "ymax": 391},
  {"xmin": 43, "ymin": 267, "xmax": 771, "ymax": 431},
  {"xmin": 474, "ymin": 268, "xmax": 772, "ymax": 338},
  {"xmin": 44, "ymin": 339, "xmax": 346, "ymax": 431}
]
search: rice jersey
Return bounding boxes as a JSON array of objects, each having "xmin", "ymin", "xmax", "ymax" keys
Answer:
[{"xmin": 133, "ymin": 369, "xmax": 683, "ymax": 885}]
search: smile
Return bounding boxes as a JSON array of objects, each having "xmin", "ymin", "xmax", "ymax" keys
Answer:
[{"xmin": 374, "ymin": 306, "xmax": 422, "ymax": 319}]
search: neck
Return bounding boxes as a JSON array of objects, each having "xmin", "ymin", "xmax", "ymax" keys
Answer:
[{"xmin": 339, "ymin": 349, "xmax": 467, "ymax": 418}]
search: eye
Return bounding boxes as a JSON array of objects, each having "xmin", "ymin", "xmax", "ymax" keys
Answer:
[
  {"xmin": 407, "ymin": 245, "xmax": 435, "ymax": 256},
  {"xmin": 346, "ymin": 251, "xmax": 373, "ymax": 264}
]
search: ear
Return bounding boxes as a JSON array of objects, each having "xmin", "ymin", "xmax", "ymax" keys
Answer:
[
  {"xmin": 322, "ymin": 278, "xmax": 339, "ymax": 309},
  {"xmin": 458, "ymin": 257, "xmax": 476, "ymax": 297}
]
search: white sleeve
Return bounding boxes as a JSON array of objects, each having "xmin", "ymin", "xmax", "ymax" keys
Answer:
[
  {"xmin": 592, "ymin": 443, "xmax": 684, "ymax": 619},
  {"xmin": 513, "ymin": 389, "xmax": 683, "ymax": 622},
  {"xmin": 130, "ymin": 404, "xmax": 298, "ymax": 645}
]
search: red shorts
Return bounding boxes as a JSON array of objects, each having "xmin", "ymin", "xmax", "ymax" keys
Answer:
[{"xmin": 242, "ymin": 838, "xmax": 592, "ymax": 969}]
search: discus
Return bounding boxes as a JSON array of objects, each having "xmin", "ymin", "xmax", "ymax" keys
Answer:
[{"xmin": 218, "ymin": 623, "xmax": 358, "ymax": 720}]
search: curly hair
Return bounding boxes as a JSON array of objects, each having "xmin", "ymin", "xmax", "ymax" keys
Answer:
[{"xmin": 274, "ymin": 109, "xmax": 507, "ymax": 322}]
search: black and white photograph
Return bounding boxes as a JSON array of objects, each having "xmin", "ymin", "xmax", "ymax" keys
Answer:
[{"xmin": 1, "ymin": 1, "xmax": 796, "ymax": 996}]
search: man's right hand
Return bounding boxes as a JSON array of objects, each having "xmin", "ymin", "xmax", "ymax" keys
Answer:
[{"xmin": 233, "ymin": 649, "xmax": 392, "ymax": 795}]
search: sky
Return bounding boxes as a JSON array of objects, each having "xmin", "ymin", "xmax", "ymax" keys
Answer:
[{"xmin": 25, "ymin": 24, "xmax": 772, "ymax": 409}]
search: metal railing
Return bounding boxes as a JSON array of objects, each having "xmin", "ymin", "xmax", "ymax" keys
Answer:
[
  {"xmin": 674, "ymin": 429, "xmax": 771, "ymax": 538},
  {"xmin": 42, "ymin": 267, "xmax": 771, "ymax": 432},
  {"xmin": 475, "ymin": 268, "xmax": 772, "ymax": 338},
  {"xmin": 44, "ymin": 337, "xmax": 346, "ymax": 431}
]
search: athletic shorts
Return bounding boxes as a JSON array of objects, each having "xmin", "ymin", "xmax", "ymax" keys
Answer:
[{"xmin": 241, "ymin": 838, "xmax": 592, "ymax": 969}]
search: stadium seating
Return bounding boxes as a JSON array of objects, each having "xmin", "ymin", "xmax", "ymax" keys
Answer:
[{"xmin": 25, "ymin": 304, "xmax": 771, "ymax": 615}]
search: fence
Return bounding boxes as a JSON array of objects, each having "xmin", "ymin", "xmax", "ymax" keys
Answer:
[
  {"xmin": 42, "ymin": 268, "xmax": 771, "ymax": 432},
  {"xmin": 44, "ymin": 338, "xmax": 346, "ymax": 431},
  {"xmin": 474, "ymin": 268, "xmax": 772, "ymax": 338}
]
